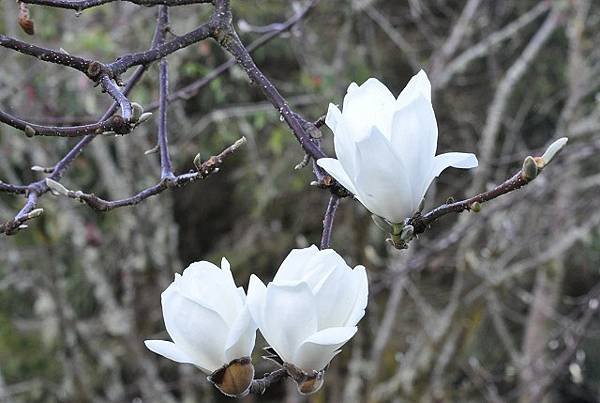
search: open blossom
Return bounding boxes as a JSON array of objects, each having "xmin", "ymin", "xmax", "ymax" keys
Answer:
[
  {"xmin": 144, "ymin": 258, "xmax": 256, "ymax": 375},
  {"xmin": 247, "ymin": 245, "xmax": 368, "ymax": 374},
  {"xmin": 317, "ymin": 70, "xmax": 478, "ymax": 224}
]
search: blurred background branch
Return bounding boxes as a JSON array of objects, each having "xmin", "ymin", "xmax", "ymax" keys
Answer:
[{"xmin": 1, "ymin": 0, "xmax": 600, "ymax": 402}]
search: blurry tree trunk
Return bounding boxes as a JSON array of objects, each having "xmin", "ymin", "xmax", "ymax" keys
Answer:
[{"xmin": 519, "ymin": 260, "xmax": 565, "ymax": 403}]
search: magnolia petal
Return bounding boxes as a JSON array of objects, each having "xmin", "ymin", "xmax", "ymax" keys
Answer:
[
  {"xmin": 300, "ymin": 249, "xmax": 346, "ymax": 292},
  {"xmin": 342, "ymin": 78, "xmax": 396, "ymax": 141},
  {"xmin": 346, "ymin": 82, "xmax": 359, "ymax": 94},
  {"xmin": 262, "ymin": 283, "xmax": 318, "ymax": 364},
  {"xmin": 162, "ymin": 285, "xmax": 228, "ymax": 372},
  {"xmin": 316, "ymin": 158, "xmax": 358, "ymax": 195},
  {"xmin": 325, "ymin": 103, "xmax": 342, "ymax": 133},
  {"xmin": 332, "ymin": 113, "xmax": 361, "ymax": 177},
  {"xmin": 344, "ymin": 266, "xmax": 369, "ymax": 327},
  {"xmin": 353, "ymin": 127, "xmax": 414, "ymax": 223},
  {"xmin": 293, "ymin": 327, "xmax": 358, "ymax": 372},
  {"xmin": 431, "ymin": 152, "xmax": 478, "ymax": 177},
  {"xmin": 224, "ymin": 306, "xmax": 257, "ymax": 362},
  {"xmin": 326, "ymin": 103, "xmax": 360, "ymax": 173},
  {"xmin": 390, "ymin": 94, "xmax": 438, "ymax": 199},
  {"xmin": 396, "ymin": 70, "xmax": 431, "ymax": 108},
  {"xmin": 246, "ymin": 274, "xmax": 268, "ymax": 329},
  {"xmin": 220, "ymin": 257, "xmax": 232, "ymax": 278},
  {"xmin": 144, "ymin": 340, "xmax": 203, "ymax": 368},
  {"xmin": 177, "ymin": 262, "xmax": 242, "ymax": 322},
  {"xmin": 419, "ymin": 152, "xmax": 478, "ymax": 202},
  {"xmin": 343, "ymin": 78, "xmax": 395, "ymax": 114},
  {"xmin": 273, "ymin": 245, "xmax": 321, "ymax": 284},
  {"xmin": 312, "ymin": 261, "xmax": 361, "ymax": 329}
]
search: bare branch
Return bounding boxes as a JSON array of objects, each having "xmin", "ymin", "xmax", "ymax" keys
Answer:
[
  {"xmin": 21, "ymin": 0, "xmax": 211, "ymax": 10},
  {"xmin": 156, "ymin": 6, "xmax": 175, "ymax": 180},
  {"xmin": 320, "ymin": 194, "xmax": 340, "ymax": 250},
  {"xmin": 249, "ymin": 369, "xmax": 287, "ymax": 395},
  {"xmin": 49, "ymin": 137, "xmax": 246, "ymax": 211}
]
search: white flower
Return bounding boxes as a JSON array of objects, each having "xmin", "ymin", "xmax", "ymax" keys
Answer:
[
  {"xmin": 317, "ymin": 70, "xmax": 478, "ymax": 224},
  {"xmin": 144, "ymin": 258, "xmax": 256, "ymax": 374},
  {"xmin": 246, "ymin": 245, "xmax": 368, "ymax": 373}
]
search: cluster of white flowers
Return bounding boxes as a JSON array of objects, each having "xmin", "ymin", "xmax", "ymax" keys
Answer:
[
  {"xmin": 145, "ymin": 246, "xmax": 368, "ymax": 396},
  {"xmin": 145, "ymin": 70, "xmax": 483, "ymax": 397}
]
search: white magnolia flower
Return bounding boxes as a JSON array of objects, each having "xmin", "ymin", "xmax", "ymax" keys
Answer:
[
  {"xmin": 145, "ymin": 258, "xmax": 256, "ymax": 375},
  {"xmin": 247, "ymin": 245, "xmax": 368, "ymax": 373},
  {"xmin": 317, "ymin": 70, "xmax": 478, "ymax": 224}
]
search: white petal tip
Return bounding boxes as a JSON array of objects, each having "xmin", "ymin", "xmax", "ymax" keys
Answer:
[
  {"xmin": 347, "ymin": 82, "xmax": 359, "ymax": 93},
  {"xmin": 221, "ymin": 257, "xmax": 231, "ymax": 272},
  {"xmin": 541, "ymin": 137, "xmax": 568, "ymax": 165}
]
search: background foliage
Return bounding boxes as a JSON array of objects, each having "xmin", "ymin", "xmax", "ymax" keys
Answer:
[{"xmin": 1, "ymin": 0, "xmax": 600, "ymax": 402}]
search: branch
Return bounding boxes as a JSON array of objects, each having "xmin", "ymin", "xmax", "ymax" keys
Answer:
[
  {"xmin": 0, "ymin": 20, "xmax": 159, "ymax": 234},
  {"xmin": 21, "ymin": 0, "xmax": 212, "ymax": 10},
  {"xmin": 99, "ymin": 75, "xmax": 133, "ymax": 122},
  {"xmin": 46, "ymin": 137, "xmax": 247, "ymax": 211},
  {"xmin": 0, "ymin": 193, "xmax": 41, "ymax": 235},
  {"xmin": 156, "ymin": 6, "xmax": 175, "ymax": 180},
  {"xmin": 145, "ymin": 0, "xmax": 318, "ymax": 111},
  {"xmin": 0, "ymin": 182, "xmax": 28, "ymax": 195},
  {"xmin": 408, "ymin": 138, "xmax": 569, "ymax": 237},
  {"xmin": 0, "ymin": 34, "xmax": 93, "ymax": 76},
  {"xmin": 0, "ymin": 109, "xmax": 130, "ymax": 137},
  {"xmin": 213, "ymin": 1, "xmax": 326, "ymax": 161},
  {"xmin": 248, "ymin": 369, "xmax": 287, "ymax": 395},
  {"xmin": 320, "ymin": 194, "xmax": 340, "ymax": 250},
  {"xmin": 107, "ymin": 22, "xmax": 211, "ymax": 75},
  {"xmin": 0, "ymin": 21, "xmax": 212, "ymax": 79}
]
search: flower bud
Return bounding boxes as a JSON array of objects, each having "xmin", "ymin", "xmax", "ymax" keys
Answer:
[
  {"xmin": 207, "ymin": 357, "xmax": 254, "ymax": 398},
  {"xmin": 137, "ymin": 112, "xmax": 153, "ymax": 124},
  {"xmin": 26, "ymin": 208, "xmax": 44, "ymax": 219},
  {"xmin": 131, "ymin": 102, "xmax": 144, "ymax": 122},
  {"xmin": 470, "ymin": 201, "xmax": 481, "ymax": 213},
  {"xmin": 521, "ymin": 156, "xmax": 538, "ymax": 181},
  {"xmin": 541, "ymin": 137, "xmax": 568, "ymax": 166},
  {"xmin": 46, "ymin": 178, "xmax": 69, "ymax": 196},
  {"xmin": 24, "ymin": 125, "xmax": 36, "ymax": 138}
]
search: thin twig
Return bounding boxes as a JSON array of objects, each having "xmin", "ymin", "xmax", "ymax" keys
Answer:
[
  {"xmin": 248, "ymin": 369, "xmax": 287, "ymax": 395},
  {"xmin": 156, "ymin": 6, "xmax": 175, "ymax": 180},
  {"xmin": 21, "ymin": 0, "xmax": 211, "ymax": 10},
  {"xmin": 145, "ymin": 0, "xmax": 318, "ymax": 111},
  {"xmin": 409, "ymin": 170, "xmax": 527, "ymax": 235},
  {"xmin": 320, "ymin": 194, "xmax": 340, "ymax": 249},
  {"xmin": 213, "ymin": 1, "xmax": 325, "ymax": 161},
  {"xmin": 51, "ymin": 137, "xmax": 246, "ymax": 211}
]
